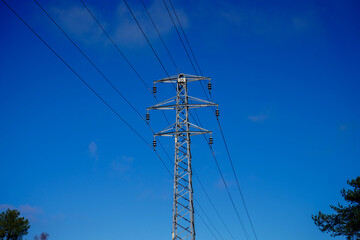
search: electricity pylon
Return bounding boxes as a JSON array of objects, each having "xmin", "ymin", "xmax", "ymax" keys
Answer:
[{"xmin": 147, "ymin": 73, "xmax": 217, "ymax": 240}]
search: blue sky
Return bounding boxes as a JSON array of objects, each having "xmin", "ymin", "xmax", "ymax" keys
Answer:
[{"xmin": 0, "ymin": 0, "xmax": 359, "ymax": 239}]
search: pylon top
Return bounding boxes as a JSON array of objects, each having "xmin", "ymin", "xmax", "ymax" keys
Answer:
[{"xmin": 154, "ymin": 73, "xmax": 210, "ymax": 84}]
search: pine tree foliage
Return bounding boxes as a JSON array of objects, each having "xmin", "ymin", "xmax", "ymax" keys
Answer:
[
  {"xmin": 313, "ymin": 177, "xmax": 360, "ymax": 240},
  {"xmin": 0, "ymin": 209, "xmax": 30, "ymax": 240}
]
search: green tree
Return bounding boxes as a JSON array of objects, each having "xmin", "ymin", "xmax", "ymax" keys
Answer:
[
  {"xmin": 312, "ymin": 176, "xmax": 360, "ymax": 240},
  {"xmin": 0, "ymin": 209, "xmax": 30, "ymax": 240}
]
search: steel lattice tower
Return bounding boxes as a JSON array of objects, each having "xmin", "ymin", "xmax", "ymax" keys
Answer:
[{"xmin": 148, "ymin": 74, "xmax": 217, "ymax": 240}]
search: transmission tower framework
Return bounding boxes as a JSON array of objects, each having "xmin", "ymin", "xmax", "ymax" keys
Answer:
[{"xmin": 148, "ymin": 74, "xmax": 217, "ymax": 240}]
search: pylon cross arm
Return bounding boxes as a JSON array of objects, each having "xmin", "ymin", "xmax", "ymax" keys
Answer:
[
  {"xmin": 148, "ymin": 95, "xmax": 217, "ymax": 110},
  {"xmin": 154, "ymin": 122, "xmax": 212, "ymax": 137}
]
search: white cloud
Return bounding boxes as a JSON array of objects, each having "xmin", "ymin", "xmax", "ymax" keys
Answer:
[
  {"xmin": 0, "ymin": 204, "xmax": 43, "ymax": 221},
  {"xmin": 339, "ymin": 124, "xmax": 347, "ymax": 131},
  {"xmin": 88, "ymin": 141, "xmax": 98, "ymax": 161},
  {"xmin": 51, "ymin": 5, "xmax": 105, "ymax": 46},
  {"xmin": 111, "ymin": 155, "xmax": 134, "ymax": 174},
  {"xmin": 214, "ymin": 177, "xmax": 236, "ymax": 190},
  {"xmin": 136, "ymin": 187, "xmax": 170, "ymax": 201},
  {"xmin": 196, "ymin": 0, "xmax": 322, "ymax": 39},
  {"xmin": 18, "ymin": 204, "xmax": 43, "ymax": 215},
  {"xmin": 50, "ymin": 0, "xmax": 189, "ymax": 48},
  {"xmin": 248, "ymin": 113, "xmax": 268, "ymax": 122},
  {"xmin": 112, "ymin": 0, "xmax": 188, "ymax": 46},
  {"xmin": 0, "ymin": 204, "xmax": 15, "ymax": 210}
]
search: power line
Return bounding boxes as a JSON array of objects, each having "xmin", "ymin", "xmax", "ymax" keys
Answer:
[
  {"xmin": 131, "ymin": 0, "xmax": 208, "ymax": 137},
  {"xmin": 139, "ymin": 0, "xmax": 212, "ymax": 153},
  {"xmin": 196, "ymin": 207, "xmax": 219, "ymax": 240},
  {"xmin": 79, "ymin": 0, "xmax": 151, "ymax": 94},
  {"xmin": 216, "ymin": 116, "xmax": 259, "ymax": 240},
  {"xmin": 168, "ymin": 0, "xmax": 202, "ymax": 76},
  {"xmin": 151, "ymin": 14, "xmax": 249, "ymax": 239},
  {"xmin": 33, "ymin": 0, "xmax": 173, "ymax": 172},
  {"xmin": 162, "ymin": 0, "xmax": 210, "ymax": 101},
  {"xmin": 6, "ymin": 1, "xmax": 224, "ymax": 239},
  {"xmin": 33, "ymin": 0, "xmax": 144, "ymax": 122},
  {"xmin": 122, "ymin": 0, "xmax": 171, "ymax": 78},
  {"xmin": 119, "ymin": 1, "xmax": 248, "ymax": 239},
  {"xmin": 77, "ymin": 1, "xmax": 247, "ymax": 239},
  {"xmin": 78, "ymin": 0, "xmax": 180, "ymax": 184},
  {"xmin": 195, "ymin": 198, "xmax": 225, "ymax": 240},
  {"xmin": 208, "ymin": 144, "xmax": 251, "ymax": 240},
  {"xmin": 126, "ymin": 5, "xmax": 242, "ymax": 237},
  {"xmin": 139, "ymin": 0, "xmax": 179, "ymax": 74},
  {"xmin": 193, "ymin": 171, "xmax": 237, "ymax": 240},
  {"xmin": 188, "ymin": 102, "xmax": 252, "ymax": 240},
  {"xmin": 80, "ymin": 0, "xmax": 171, "ymax": 127},
  {"xmin": 161, "ymin": 0, "xmax": 197, "ymax": 76},
  {"xmin": 127, "ymin": 3, "xmax": 236, "ymax": 238},
  {"xmin": 0, "ymin": 0, "xmax": 172, "ymax": 178},
  {"xmin": 167, "ymin": 1, "xmax": 259, "ymax": 239},
  {"xmin": 110, "ymin": 0, "xmax": 258, "ymax": 236},
  {"xmin": 121, "ymin": 0, "xmax": 207, "ymax": 133},
  {"xmin": 118, "ymin": 2, "xmax": 239, "ymax": 239}
]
